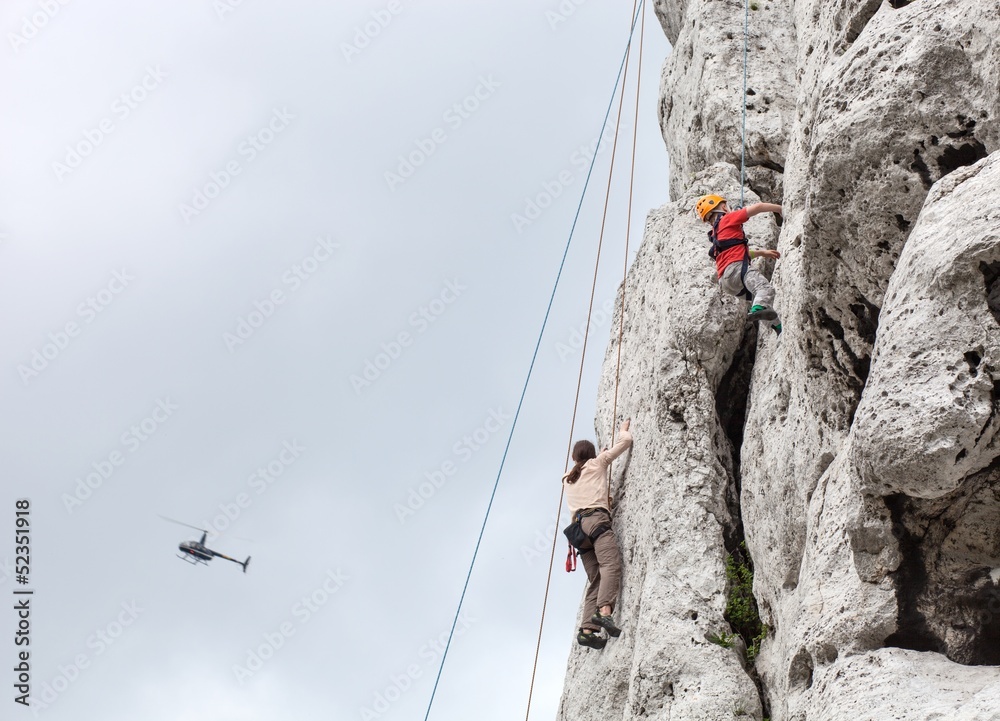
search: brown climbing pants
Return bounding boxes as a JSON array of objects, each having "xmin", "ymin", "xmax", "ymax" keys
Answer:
[{"xmin": 578, "ymin": 508, "xmax": 622, "ymax": 632}]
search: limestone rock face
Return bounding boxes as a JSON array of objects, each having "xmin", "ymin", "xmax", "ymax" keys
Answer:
[
  {"xmin": 852, "ymin": 156, "xmax": 1000, "ymax": 501},
  {"xmin": 804, "ymin": 648, "xmax": 1000, "ymax": 721},
  {"xmin": 650, "ymin": 0, "xmax": 685, "ymax": 45},
  {"xmin": 657, "ymin": 0, "xmax": 796, "ymax": 202},
  {"xmin": 555, "ymin": 165, "xmax": 771, "ymax": 721},
  {"xmin": 559, "ymin": 0, "xmax": 1000, "ymax": 719}
]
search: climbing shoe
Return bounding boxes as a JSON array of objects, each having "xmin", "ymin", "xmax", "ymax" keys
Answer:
[
  {"xmin": 591, "ymin": 611, "xmax": 622, "ymax": 637},
  {"xmin": 577, "ymin": 629, "xmax": 607, "ymax": 649},
  {"xmin": 772, "ymin": 323, "xmax": 782, "ymax": 335},
  {"xmin": 748, "ymin": 305, "xmax": 778, "ymax": 322}
]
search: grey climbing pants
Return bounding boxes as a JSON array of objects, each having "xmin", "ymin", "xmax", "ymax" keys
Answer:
[
  {"xmin": 579, "ymin": 509, "xmax": 622, "ymax": 631},
  {"xmin": 719, "ymin": 261, "xmax": 780, "ymax": 324}
]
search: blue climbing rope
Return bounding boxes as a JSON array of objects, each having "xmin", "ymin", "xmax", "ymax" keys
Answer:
[
  {"xmin": 420, "ymin": 4, "xmax": 645, "ymax": 719},
  {"xmin": 739, "ymin": 0, "xmax": 749, "ymax": 206}
]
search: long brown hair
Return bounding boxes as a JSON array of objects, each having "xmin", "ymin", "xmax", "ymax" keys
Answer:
[{"xmin": 565, "ymin": 440, "xmax": 597, "ymax": 484}]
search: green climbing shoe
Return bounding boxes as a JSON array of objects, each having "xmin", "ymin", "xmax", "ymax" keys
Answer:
[
  {"xmin": 772, "ymin": 323, "xmax": 782, "ymax": 335},
  {"xmin": 577, "ymin": 629, "xmax": 607, "ymax": 649},
  {"xmin": 591, "ymin": 611, "xmax": 622, "ymax": 637},
  {"xmin": 748, "ymin": 305, "xmax": 778, "ymax": 323}
]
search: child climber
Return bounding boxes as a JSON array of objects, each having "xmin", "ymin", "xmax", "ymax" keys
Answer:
[
  {"xmin": 696, "ymin": 194, "xmax": 783, "ymax": 334},
  {"xmin": 563, "ymin": 419, "xmax": 632, "ymax": 650}
]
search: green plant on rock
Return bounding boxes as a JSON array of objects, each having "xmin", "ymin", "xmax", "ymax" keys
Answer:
[
  {"xmin": 707, "ymin": 630, "xmax": 737, "ymax": 648},
  {"xmin": 725, "ymin": 541, "xmax": 766, "ymax": 665},
  {"xmin": 747, "ymin": 625, "xmax": 768, "ymax": 665},
  {"xmin": 750, "ymin": 2, "xmax": 760, "ymax": 10}
]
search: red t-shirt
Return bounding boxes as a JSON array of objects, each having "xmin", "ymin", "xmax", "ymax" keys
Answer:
[{"xmin": 712, "ymin": 208, "xmax": 749, "ymax": 277}]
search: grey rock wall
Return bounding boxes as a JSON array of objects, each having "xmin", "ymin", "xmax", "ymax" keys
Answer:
[
  {"xmin": 555, "ymin": 165, "xmax": 771, "ymax": 721},
  {"xmin": 559, "ymin": 0, "xmax": 1000, "ymax": 719},
  {"xmin": 656, "ymin": 0, "xmax": 795, "ymax": 202}
]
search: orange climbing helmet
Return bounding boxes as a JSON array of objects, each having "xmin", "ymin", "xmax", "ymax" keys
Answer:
[{"xmin": 695, "ymin": 194, "xmax": 726, "ymax": 221}]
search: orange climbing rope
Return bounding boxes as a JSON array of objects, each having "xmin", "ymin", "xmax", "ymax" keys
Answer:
[{"xmin": 523, "ymin": 2, "xmax": 646, "ymax": 719}]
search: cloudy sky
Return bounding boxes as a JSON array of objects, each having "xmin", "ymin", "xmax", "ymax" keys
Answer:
[{"xmin": 1, "ymin": 1, "xmax": 670, "ymax": 719}]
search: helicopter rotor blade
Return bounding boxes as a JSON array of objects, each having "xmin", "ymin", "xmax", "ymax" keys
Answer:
[
  {"xmin": 158, "ymin": 515, "xmax": 208, "ymax": 534},
  {"xmin": 159, "ymin": 515, "xmax": 254, "ymax": 543},
  {"xmin": 214, "ymin": 532, "xmax": 255, "ymax": 543}
]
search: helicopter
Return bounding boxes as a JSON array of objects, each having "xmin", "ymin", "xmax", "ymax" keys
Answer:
[{"xmin": 160, "ymin": 516, "xmax": 251, "ymax": 573}]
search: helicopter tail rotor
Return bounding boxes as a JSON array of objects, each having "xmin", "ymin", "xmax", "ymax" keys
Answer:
[{"xmin": 242, "ymin": 556, "xmax": 251, "ymax": 574}]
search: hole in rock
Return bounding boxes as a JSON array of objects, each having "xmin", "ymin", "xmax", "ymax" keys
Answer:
[
  {"xmin": 788, "ymin": 648, "xmax": 814, "ymax": 689},
  {"xmin": 964, "ymin": 350, "xmax": 982, "ymax": 375},
  {"xmin": 910, "ymin": 149, "xmax": 933, "ymax": 189},
  {"xmin": 817, "ymin": 308, "xmax": 845, "ymax": 340},
  {"xmin": 981, "ymin": 261, "xmax": 1000, "ymax": 326},
  {"xmin": 850, "ymin": 297, "xmax": 881, "ymax": 347},
  {"xmin": 883, "ymin": 474, "xmax": 1000, "ymax": 665},
  {"xmin": 936, "ymin": 140, "xmax": 988, "ymax": 177},
  {"xmin": 947, "ymin": 115, "xmax": 977, "ymax": 138},
  {"xmin": 883, "ymin": 494, "xmax": 943, "ymax": 654},
  {"xmin": 844, "ymin": 0, "xmax": 881, "ymax": 44}
]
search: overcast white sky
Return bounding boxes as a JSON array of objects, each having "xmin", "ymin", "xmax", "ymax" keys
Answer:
[{"xmin": 1, "ymin": 2, "xmax": 670, "ymax": 719}]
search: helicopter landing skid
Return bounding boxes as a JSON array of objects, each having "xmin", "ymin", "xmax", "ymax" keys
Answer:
[{"xmin": 177, "ymin": 553, "xmax": 208, "ymax": 566}]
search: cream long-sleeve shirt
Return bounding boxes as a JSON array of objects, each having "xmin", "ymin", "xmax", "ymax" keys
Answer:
[{"xmin": 562, "ymin": 429, "xmax": 632, "ymax": 516}]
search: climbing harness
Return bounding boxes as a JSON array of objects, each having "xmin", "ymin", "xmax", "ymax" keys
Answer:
[
  {"xmin": 563, "ymin": 508, "xmax": 612, "ymax": 551},
  {"xmin": 708, "ymin": 213, "xmax": 753, "ymax": 300},
  {"xmin": 421, "ymin": 5, "xmax": 644, "ymax": 721}
]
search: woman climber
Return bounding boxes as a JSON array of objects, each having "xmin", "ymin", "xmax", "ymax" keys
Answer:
[
  {"xmin": 563, "ymin": 419, "xmax": 632, "ymax": 649},
  {"xmin": 696, "ymin": 194, "xmax": 784, "ymax": 335}
]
